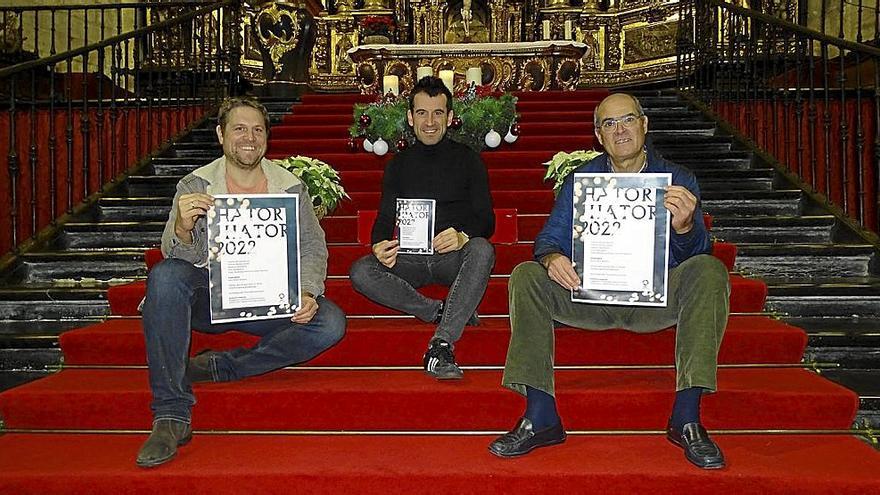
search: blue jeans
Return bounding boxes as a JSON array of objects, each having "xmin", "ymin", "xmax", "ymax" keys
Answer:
[
  {"xmin": 143, "ymin": 258, "xmax": 346, "ymax": 423},
  {"xmin": 349, "ymin": 237, "xmax": 495, "ymax": 344}
]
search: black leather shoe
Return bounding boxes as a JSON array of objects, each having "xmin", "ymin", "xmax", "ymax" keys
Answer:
[
  {"xmin": 136, "ymin": 419, "xmax": 193, "ymax": 468},
  {"xmin": 488, "ymin": 417, "xmax": 566, "ymax": 458},
  {"xmin": 186, "ymin": 350, "xmax": 217, "ymax": 383},
  {"xmin": 666, "ymin": 421, "xmax": 725, "ymax": 469}
]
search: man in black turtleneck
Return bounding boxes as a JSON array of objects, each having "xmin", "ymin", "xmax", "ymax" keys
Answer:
[{"xmin": 349, "ymin": 76, "xmax": 495, "ymax": 379}]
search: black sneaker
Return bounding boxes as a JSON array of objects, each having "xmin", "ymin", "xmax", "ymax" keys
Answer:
[{"xmin": 423, "ymin": 339, "xmax": 464, "ymax": 380}]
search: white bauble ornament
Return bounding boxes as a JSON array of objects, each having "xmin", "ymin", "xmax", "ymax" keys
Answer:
[
  {"xmin": 484, "ymin": 129, "xmax": 502, "ymax": 148},
  {"xmin": 373, "ymin": 138, "xmax": 389, "ymax": 156},
  {"xmin": 504, "ymin": 129, "xmax": 519, "ymax": 143},
  {"xmin": 363, "ymin": 138, "xmax": 374, "ymax": 152}
]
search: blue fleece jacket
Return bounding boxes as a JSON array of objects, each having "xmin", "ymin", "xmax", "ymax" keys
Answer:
[{"xmin": 533, "ymin": 151, "xmax": 712, "ymax": 268}]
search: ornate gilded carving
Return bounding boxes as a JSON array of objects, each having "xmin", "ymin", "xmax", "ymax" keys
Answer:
[
  {"xmin": 623, "ymin": 21, "xmax": 678, "ymax": 65},
  {"xmin": 313, "ymin": 20, "xmax": 330, "ymax": 72},
  {"xmin": 255, "ymin": 4, "xmax": 303, "ymax": 67},
  {"xmin": 606, "ymin": 21, "xmax": 622, "ymax": 70},
  {"xmin": 521, "ymin": 57, "xmax": 550, "ymax": 91}
]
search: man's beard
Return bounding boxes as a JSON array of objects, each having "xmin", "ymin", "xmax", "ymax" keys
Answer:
[{"xmin": 228, "ymin": 149, "xmax": 262, "ymax": 170}]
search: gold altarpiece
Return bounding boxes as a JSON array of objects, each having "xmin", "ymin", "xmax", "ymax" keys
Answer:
[{"xmin": 230, "ymin": 0, "xmax": 793, "ymax": 92}]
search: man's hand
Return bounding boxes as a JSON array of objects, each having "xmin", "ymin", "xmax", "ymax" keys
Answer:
[
  {"xmin": 664, "ymin": 185, "xmax": 697, "ymax": 234},
  {"xmin": 174, "ymin": 192, "xmax": 214, "ymax": 244},
  {"xmin": 433, "ymin": 227, "xmax": 466, "ymax": 254},
  {"xmin": 372, "ymin": 239, "xmax": 400, "ymax": 268},
  {"xmin": 291, "ymin": 294, "xmax": 319, "ymax": 324},
  {"xmin": 542, "ymin": 253, "xmax": 581, "ymax": 290}
]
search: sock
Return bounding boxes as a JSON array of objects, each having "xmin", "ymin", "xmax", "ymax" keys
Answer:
[
  {"xmin": 524, "ymin": 386, "xmax": 560, "ymax": 430},
  {"xmin": 671, "ymin": 387, "xmax": 703, "ymax": 430}
]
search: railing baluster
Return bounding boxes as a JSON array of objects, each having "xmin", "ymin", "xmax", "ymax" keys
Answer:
[
  {"xmin": 96, "ymin": 47, "xmax": 106, "ymax": 188},
  {"xmin": 7, "ymin": 75, "xmax": 19, "ymax": 251},
  {"xmin": 808, "ymin": 39, "xmax": 818, "ymax": 192},
  {"xmin": 822, "ymin": 42, "xmax": 832, "ymax": 202}
]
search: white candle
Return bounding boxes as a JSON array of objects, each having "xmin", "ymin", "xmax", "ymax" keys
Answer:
[
  {"xmin": 564, "ymin": 20, "xmax": 572, "ymax": 40},
  {"xmin": 416, "ymin": 66, "xmax": 433, "ymax": 81},
  {"xmin": 466, "ymin": 67, "xmax": 482, "ymax": 86},
  {"xmin": 383, "ymin": 75, "xmax": 399, "ymax": 96},
  {"xmin": 439, "ymin": 70, "xmax": 454, "ymax": 92},
  {"xmin": 542, "ymin": 20, "xmax": 550, "ymax": 40}
]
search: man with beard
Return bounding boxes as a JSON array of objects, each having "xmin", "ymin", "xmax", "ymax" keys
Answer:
[
  {"xmin": 136, "ymin": 96, "xmax": 346, "ymax": 468},
  {"xmin": 349, "ymin": 76, "xmax": 495, "ymax": 380},
  {"xmin": 489, "ymin": 93, "xmax": 729, "ymax": 469}
]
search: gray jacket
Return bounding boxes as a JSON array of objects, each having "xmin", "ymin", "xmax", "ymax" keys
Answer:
[{"xmin": 160, "ymin": 156, "xmax": 328, "ymax": 297}]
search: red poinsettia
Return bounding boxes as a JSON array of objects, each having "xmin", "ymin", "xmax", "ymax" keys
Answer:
[{"xmin": 360, "ymin": 16, "xmax": 395, "ymax": 35}]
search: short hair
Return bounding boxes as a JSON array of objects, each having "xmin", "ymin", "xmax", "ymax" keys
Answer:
[
  {"xmin": 594, "ymin": 93, "xmax": 645, "ymax": 127},
  {"xmin": 217, "ymin": 96, "xmax": 270, "ymax": 132},
  {"xmin": 409, "ymin": 75, "xmax": 453, "ymax": 112}
]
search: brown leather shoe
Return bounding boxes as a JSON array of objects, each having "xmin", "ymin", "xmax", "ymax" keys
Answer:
[
  {"xmin": 186, "ymin": 350, "xmax": 218, "ymax": 383},
  {"xmin": 136, "ymin": 419, "xmax": 193, "ymax": 468}
]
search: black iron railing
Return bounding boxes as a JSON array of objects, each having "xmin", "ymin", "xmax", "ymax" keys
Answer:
[
  {"xmin": 0, "ymin": 1, "xmax": 220, "ymax": 66},
  {"xmin": 0, "ymin": 0, "xmax": 241, "ymax": 260},
  {"xmin": 678, "ymin": 0, "xmax": 880, "ymax": 238}
]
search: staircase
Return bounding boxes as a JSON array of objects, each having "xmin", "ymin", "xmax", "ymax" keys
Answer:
[{"xmin": 1, "ymin": 89, "xmax": 879, "ymax": 491}]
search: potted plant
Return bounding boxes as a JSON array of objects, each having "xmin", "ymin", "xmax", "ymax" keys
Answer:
[
  {"xmin": 273, "ymin": 155, "xmax": 350, "ymax": 219},
  {"xmin": 543, "ymin": 149, "xmax": 603, "ymax": 195},
  {"xmin": 360, "ymin": 15, "xmax": 395, "ymax": 44}
]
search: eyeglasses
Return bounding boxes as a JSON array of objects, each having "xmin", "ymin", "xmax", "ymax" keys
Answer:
[{"xmin": 598, "ymin": 113, "xmax": 643, "ymax": 132}]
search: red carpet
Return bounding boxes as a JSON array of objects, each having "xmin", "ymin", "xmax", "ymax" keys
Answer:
[
  {"xmin": 2, "ymin": 89, "xmax": 877, "ymax": 492},
  {"xmin": 3, "ymin": 434, "xmax": 878, "ymax": 495},
  {"xmin": 59, "ymin": 316, "xmax": 807, "ymax": 366},
  {"xmin": 106, "ymin": 274, "xmax": 767, "ymax": 316},
  {"xmin": 0, "ymin": 368, "xmax": 856, "ymax": 430}
]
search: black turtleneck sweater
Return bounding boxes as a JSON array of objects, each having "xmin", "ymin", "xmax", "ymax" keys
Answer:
[{"xmin": 371, "ymin": 137, "xmax": 495, "ymax": 245}]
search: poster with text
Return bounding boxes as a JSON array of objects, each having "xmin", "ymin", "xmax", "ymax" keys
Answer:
[
  {"xmin": 571, "ymin": 173, "xmax": 671, "ymax": 306},
  {"xmin": 395, "ymin": 198, "xmax": 436, "ymax": 254},
  {"xmin": 207, "ymin": 194, "xmax": 301, "ymax": 323}
]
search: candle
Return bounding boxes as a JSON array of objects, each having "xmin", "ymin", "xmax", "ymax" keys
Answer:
[
  {"xmin": 542, "ymin": 20, "xmax": 550, "ymax": 40},
  {"xmin": 439, "ymin": 70, "xmax": 454, "ymax": 92},
  {"xmin": 564, "ymin": 20, "xmax": 572, "ymax": 40},
  {"xmin": 383, "ymin": 75, "xmax": 399, "ymax": 96},
  {"xmin": 466, "ymin": 67, "xmax": 482, "ymax": 86},
  {"xmin": 416, "ymin": 66, "xmax": 433, "ymax": 81}
]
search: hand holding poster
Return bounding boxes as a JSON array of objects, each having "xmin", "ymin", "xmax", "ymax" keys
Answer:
[
  {"xmin": 571, "ymin": 173, "xmax": 671, "ymax": 306},
  {"xmin": 207, "ymin": 194, "xmax": 301, "ymax": 323},
  {"xmin": 396, "ymin": 198, "xmax": 436, "ymax": 254}
]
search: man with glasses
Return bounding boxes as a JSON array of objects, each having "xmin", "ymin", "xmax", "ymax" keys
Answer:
[{"xmin": 489, "ymin": 93, "xmax": 730, "ymax": 469}]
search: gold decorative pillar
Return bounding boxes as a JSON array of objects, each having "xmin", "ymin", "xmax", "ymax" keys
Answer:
[
  {"xmin": 411, "ymin": 0, "xmax": 447, "ymax": 44},
  {"xmin": 336, "ymin": 0, "xmax": 354, "ymax": 13},
  {"xmin": 489, "ymin": 0, "xmax": 523, "ymax": 43},
  {"xmin": 363, "ymin": 0, "xmax": 388, "ymax": 10}
]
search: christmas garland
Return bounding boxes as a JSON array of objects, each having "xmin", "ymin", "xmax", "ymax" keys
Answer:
[{"xmin": 348, "ymin": 85, "xmax": 519, "ymax": 154}]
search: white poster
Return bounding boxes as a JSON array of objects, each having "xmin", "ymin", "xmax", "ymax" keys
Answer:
[
  {"xmin": 571, "ymin": 173, "xmax": 671, "ymax": 307},
  {"xmin": 207, "ymin": 194, "xmax": 301, "ymax": 323},
  {"xmin": 396, "ymin": 198, "xmax": 436, "ymax": 255}
]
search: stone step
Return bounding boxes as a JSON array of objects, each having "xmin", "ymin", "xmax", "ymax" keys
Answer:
[
  {"xmin": 818, "ymin": 369, "xmax": 880, "ymax": 428},
  {"xmin": 702, "ymin": 190, "xmax": 803, "ymax": 216},
  {"xmin": 734, "ymin": 244, "xmax": 877, "ymax": 279},
  {"xmin": 16, "ymin": 251, "xmax": 148, "ymax": 283},
  {"xmin": 56, "ymin": 222, "xmax": 165, "ymax": 249},
  {"xmin": 765, "ymin": 278, "xmax": 880, "ymax": 317},
  {"xmin": 643, "ymin": 121, "xmax": 716, "ymax": 133},
  {"xmin": 0, "ymin": 287, "xmax": 110, "ymax": 320},
  {"xmin": 710, "ymin": 215, "xmax": 838, "ymax": 244},
  {"xmin": 0, "ymin": 348, "xmax": 61, "ymax": 371},
  {"xmin": 790, "ymin": 316, "xmax": 880, "ymax": 348},
  {"xmin": 0, "ymin": 370, "xmax": 53, "ymax": 393}
]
